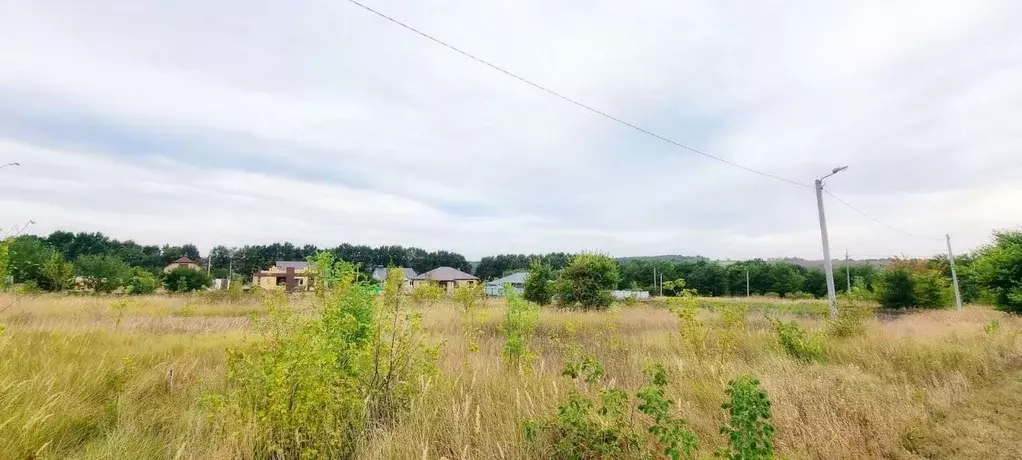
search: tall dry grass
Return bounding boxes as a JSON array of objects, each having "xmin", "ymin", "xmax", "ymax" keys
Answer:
[{"xmin": 1, "ymin": 293, "xmax": 1020, "ymax": 459}]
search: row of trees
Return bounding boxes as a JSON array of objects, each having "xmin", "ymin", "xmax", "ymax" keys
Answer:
[
  {"xmin": 0, "ymin": 236, "xmax": 213, "ymax": 294},
  {"xmin": 515, "ymin": 230, "xmax": 1022, "ymax": 314}
]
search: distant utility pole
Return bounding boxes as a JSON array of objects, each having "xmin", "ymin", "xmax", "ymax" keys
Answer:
[
  {"xmin": 946, "ymin": 234, "xmax": 963, "ymax": 311},
  {"xmin": 845, "ymin": 249, "xmax": 851, "ymax": 294},
  {"xmin": 659, "ymin": 273, "xmax": 664, "ymax": 296},
  {"xmin": 652, "ymin": 266, "xmax": 657, "ymax": 296},
  {"xmin": 815, "ymin": 166, "xmax": 847, "ymax": 319}
]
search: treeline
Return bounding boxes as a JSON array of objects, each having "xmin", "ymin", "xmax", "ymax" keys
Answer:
[
  {"xmin": 477, "ymin": 253, "xmax": 880, "ymax": 299},
  {"xmin": 1, "ymin": 231, "xmax": 473, "ymax": 291}
]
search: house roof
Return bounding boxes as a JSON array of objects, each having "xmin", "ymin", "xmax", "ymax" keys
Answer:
[
  {"xmin": 486, "ymin": 272, "xmax": 529, "ymax": 286},
  {"xmin": 372, "ymin": 267, "xmax": 418, "ymax": 281},
  {"xmin": 413, "ymin": 266, "xmax": 478, "ymax": 281},
  {"xmin": 275, "ymin": 261, "xmax": 311, "ymax": 271},
  {"xmin": 169, "ymin": 256, "xmax": 198, "ymax": 265}
]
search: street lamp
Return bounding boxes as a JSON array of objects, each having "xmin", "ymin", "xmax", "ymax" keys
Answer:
[{"xmin": 815, "ymin": 166, "xmax": 847, "ymax": 319}]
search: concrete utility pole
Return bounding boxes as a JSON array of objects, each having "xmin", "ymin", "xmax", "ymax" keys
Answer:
[
  {"xmin": 815, "ymin": 166, "xmax": 847, "ymax": 319},
  {"xmin": 845, "ymin": 249, "xmax": 851, "ymax": 294},
  {"xmin": 660, "ymin": 273, "xmax": 664, "ymax": 296},
  {"xmin": 652, "ymin": 266, "xmax": 657, "ymax": 296},
  {"xmin": 946, "ymin": 234, "xmax": 963, "ymax": 311}
]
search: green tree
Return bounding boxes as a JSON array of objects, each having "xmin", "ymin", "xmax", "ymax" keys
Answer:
[
  {"xmin": 913, "ymin": 270, "xmax": 952, "ymax": 309},
  {"xmin": 768, "ymin": 263, "xmax": 805, "ymax": 298},
  {"xmin": 125, "ymin": 267, "xmax": 160, "ymax": 295},
  {"xmin": 163, "ymin": 267, "xmax": 211, "ymax": 293},
  {"xmin": 555, "ymin": 253, "xmax": 620, "ymax": 310},
  {"xmin": 39, "ymin": 253, "xmax": 75, "ymax": 292},
  {"xmin": 875, "ymin": 267, "xmax": 915, "ymax": 309},
  {"xmin": 75, "ymin": 254, "xmax": 129, "ymax": 293},
  {"xmin": 974, "ymin": 230, "xmax": 1022, "ymax": 313},
  {"xmin": 7, "ymin": 236, "xmax": 56, "ymax": 285},
  {"xmin": 523, "ymin": 260, "xmax": 554, "ymax": 305}
]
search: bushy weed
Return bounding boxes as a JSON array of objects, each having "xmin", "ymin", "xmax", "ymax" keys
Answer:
[
  {"xmin": 716, "ymin": 376, "xmax": 775, "ymax": 459},
  {"xmin": 828, "ymin": 301, "xmax": 876, "ymax": 338},
  {"xmin": 208, "ymin": 257, "xmax": 437, "ymax": 458},
  {"xmin": 502, "ymin": 288, "xmax": 540, "ymax": 368},
  {"xmin": 769, "ymin": 318, "xmax": 825, "ymax": 363}
]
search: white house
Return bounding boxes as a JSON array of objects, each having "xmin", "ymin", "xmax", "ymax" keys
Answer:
[{"xmin": 484, "ymin": 272, "xmax": 529, "ymax": 296}]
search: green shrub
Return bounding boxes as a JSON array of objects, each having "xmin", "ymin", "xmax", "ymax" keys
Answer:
[
  {"xmin": 769, "ymin": 318, "xmax": 825, "ymax": 362},
  {"xmin": 75, "ymin": 254, "xmax": 129, "ymax": 293},
  {"xmin": 828, "ymin": 301, "xmax": 875, "ymax": 338},
  {"xmin": 787, "ymin": 291, "xmax": 814, "ymax": 300},
  {"xmin": 124, "ymin": 267, "xmax": 159, "ymax": 295},
  {"xmin": 409, "ymin": 280, "xmax": 444, "ymax": 308},
  {"xmin": 502, "ymin": 288, "xmax": 540, "ymax": 367},
  {"xmin": 525, "ymin": 360, "xmax": 698, "ymax": 460},
  {"xmin": 875, "ymin": 268, "xmax": 915, "ymax": 309},
  {"xmin": 637, "ymin": 364, "xmax": 699, "ymax": 460},
  {"xmin": 211, "ymin": 258, "xmax": 437, "ymax": 457},
  {"xmin": 984, "ymin": 320, "xmax": 1000, "ymax": 334},
  {"xmin": 38, "ymin": 252, "xmax": 75, "ymax": 292},
  {"xmin": 524, "ymin": 356, "xmax": 643, "ymax": 459},
  {"xmin": 163, "ymin": 267, "xmax": 211, "ymax": 293},
  {"xmin": 913, "ymin": 271, "xmax": 952, "ymax": 309},
  {"xmin": 716, "ymin": 376, "xmax": 775, "ymax": 460},
  {"xmin": 839, "ymin": 276, "xmax": 874, "ymax": 301},
  {"xmin": 523, "ymin": 260, "xmax": 554, "ymax": 305},
  {"xmin": 453, "ymin": 282, "xmax": 485, "ymax": 352},
  {"xmin": 973, "ymin": 230, "xmax": 1022, "ymax": 313},
  {"xmin": 670, "ymin": 297, "xmax": 709, "ymax": 359},
  {"xmin": 555, "ymin": 253, "xmax": 620, "ymax": 310},
  {"xmin": 762, "ymin": 292, "xmax": 780, "ymax": 299}
]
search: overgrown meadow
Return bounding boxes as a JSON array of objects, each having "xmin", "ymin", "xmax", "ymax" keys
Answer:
[{"xmin": 1, "ymin": 271, "xmax": 1021, "ymax": 459}]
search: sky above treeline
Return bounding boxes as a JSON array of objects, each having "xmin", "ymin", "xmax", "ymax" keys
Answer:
[{"xmin": 1, "ymin": 0, "xmax": 1020, "ymax": 260}]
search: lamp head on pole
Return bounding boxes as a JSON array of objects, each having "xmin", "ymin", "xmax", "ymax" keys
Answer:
[{"xmin": 819, "ymin": 165, "xmax": 849, "ymax": 182}]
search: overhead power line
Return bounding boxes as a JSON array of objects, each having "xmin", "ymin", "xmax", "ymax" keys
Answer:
[
  {"xmin": 823, "ymin": 190, "xmax": 942, "ymax": 241},
  {"xmin": 343, "ymin": 0, "xmax": 811, "ymax": 189}
]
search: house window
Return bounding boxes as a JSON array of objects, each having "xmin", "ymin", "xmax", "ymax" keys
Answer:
[{"xmin": 276, "ymin": 277, "xmax": 286, "ymax": 286}]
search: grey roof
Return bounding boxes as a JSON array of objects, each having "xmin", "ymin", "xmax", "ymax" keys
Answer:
[
  {"xmin": 486, "ymin": 272, "xmax": 529, "ymax": 286},
  {"xmin": 276, "ymin": 261, "xmax": 311, "ymax": 270},
  {"xmin": 372, "ymin": 267, "xmax": 418, "ymax": 281},
  {"xmin": 413, "ymin": 266, "xmax": 478, "ymax": 281}
]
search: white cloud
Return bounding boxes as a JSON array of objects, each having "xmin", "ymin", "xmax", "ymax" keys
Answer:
[{"xmin": 1, "ymin": 0, "xmax": 1020, "ymax": 259}]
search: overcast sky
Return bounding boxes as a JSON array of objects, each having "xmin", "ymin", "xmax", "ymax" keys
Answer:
[{"xmin": 1, "ymin": 0, "xmax": 1020, "ymax": 260}]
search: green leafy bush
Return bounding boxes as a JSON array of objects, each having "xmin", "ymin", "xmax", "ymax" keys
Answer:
[
  {"xmin": 769, "ymin": 318, "xmax": 825, "ymax": 363},
  {"xmin": 828, "ymin": 301, "xmax": 876, "ymax": 338},
  {"xmin": 875, "ymin": 268, "xmax": 915, "ymax": 309},
  {"xmin": 974, "ymin": 230, "xmax": 1022, "ymax": 313},
  {"xmin": 502, "ymin": 288, "xmax": 540, "ymax": 367},
  {"xmin": 984, "ymin": 320, "xmax": 1000, "ymax": 334},
  {"xmin": 163, "ymin": 267, "xmax": 211, "ymax": 293},
  {"xmin": 125, "ymin": 267, "xmax": 159, "ymax": 295},
  {"xmin": 76, "ymin": 254, "xmax": 129, "ymax": 293},
  {"xmin": 637, "ymin": 364, "xmax": 699, "ymax": 460},
  {"xmin": 452, "ymin": 282, "xmax": 485, "ymax": 352},
  {"xmin": 786, "ymin": 291, "xmax": 814, "ymax": 300},
  {"xmin": 913, "ymin": 271, "xmax": 952, "ymax": 309},
  {"xmin": 716, "ymin": 376, "xmax": 775, "ymax": 459},
  {"xmin": 555, "ymin": 253, "xmax": 620, "ymax": 310},
  {"xmin": 524, "ymin": 260, "xmax": 554, "ymax": 305},
  {"xmin": 39, "ymin": 252, "xmax": 75, "ymax": 292},
  {"xmin": 210, "ymin": 258, "xmax": 437, "ymax": 457}
]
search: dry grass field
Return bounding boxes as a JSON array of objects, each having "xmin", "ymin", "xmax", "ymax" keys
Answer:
[{"xmin": 1, "ymin": 293, "xmax": 1020, "ymax": 459}]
